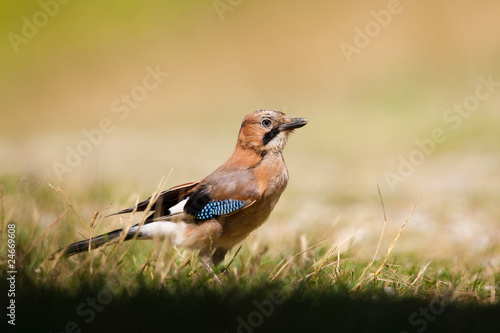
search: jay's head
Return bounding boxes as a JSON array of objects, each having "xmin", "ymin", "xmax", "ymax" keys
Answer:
[{"xmin": 237, "ymin": 110, "xmax": 308, "ymax": 153}]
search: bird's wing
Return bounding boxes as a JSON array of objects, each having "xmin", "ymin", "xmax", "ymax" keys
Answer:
[
  {"xmin": 106, "ymin": 181, "xmax": 200, "ymax": 219},
  {"xmin": 184, "ymin": 170, "xmax": 260, "ymax": 221},
  {"xmin": 108, "ymin": 169, "xmax": 260, "ymax": 223}
]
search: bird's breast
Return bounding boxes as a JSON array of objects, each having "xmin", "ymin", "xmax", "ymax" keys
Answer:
[{"xmin": 216, "ymin": 153, "xmax": 289, "ymax": 248}]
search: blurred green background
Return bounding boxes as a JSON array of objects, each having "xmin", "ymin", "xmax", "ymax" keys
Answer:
[{"xmin": 1, "ymin": 0, "xmax": 499, "ymax": 262}]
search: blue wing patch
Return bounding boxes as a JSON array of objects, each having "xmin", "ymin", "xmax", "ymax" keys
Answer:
[{"xmin": 194, "ymin": 199, "xmax": 245, "ymax": 220}]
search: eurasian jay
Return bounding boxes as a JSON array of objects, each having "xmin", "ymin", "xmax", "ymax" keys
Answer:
[{"xmin": 53, "ymin": 110, "xmax": 308, "ymax": 282}]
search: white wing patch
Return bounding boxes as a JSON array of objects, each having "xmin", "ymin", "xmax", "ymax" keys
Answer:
[{"xmin": 168, "ymin": 197, "xmax": 189, "ymax": 214}]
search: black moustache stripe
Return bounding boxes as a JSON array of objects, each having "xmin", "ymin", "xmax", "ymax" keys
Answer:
[{"xmin": 262, "ymin": 126, "xmax": 280, "ymax": 145}]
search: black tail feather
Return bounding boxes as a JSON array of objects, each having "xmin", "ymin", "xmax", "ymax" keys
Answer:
[{"xmin": 51, "ymin": 228, "xmax": 135, "ymax": 259}]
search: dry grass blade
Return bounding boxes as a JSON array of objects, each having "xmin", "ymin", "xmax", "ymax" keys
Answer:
[
  {"xmin": 486, "ymin": 265, "xmax": 496, "ymax": 304},
  {"xmin": 89, "ymin": 211, "xmax": 99, "ymax": 229},
  {"xmin": 48, "ymin": 183, "xmax": 90, "ymax": 233},
  {"xmin": 88, "ymin": 211, "xmax": 99, "ymax": 253},
  {"xmin": 297, "ymin": 260, "xmax": 340, "ymax": 283},
  {"xmin": 311, "ymin": 240, "xmax": 338, "ymax": 281},
  {"xmin": 88, "ymin": 211, "xmax": 99, "ymax": 274},
  {"xmin": 116, "ymin": 175, "xmax": 169, "ymax": 263},
  {"xmin": 373, "ymin": 195, "xmax": 420, "ymax": 278},
  {"xmin": 412, "ymin": 261, "xmax": 431, "ymax": 294},
  {"xmin": 103, "ymin": 195, "xmax": 142, "ymax": 264},
  {"xmin": 102, "ymin": 171, "xmax": 171, "ymax": 269},
  {"xmin": 299, "ymin": 234, "xmax": 309, "ymax": 265},
  {"xmin": 271, "ymin": 238, "xmax": 329, "ymax": 281},
  {"xmin": 353, "ymin": 184, "xmax": 388, "ymax": 290},
  {"xmin": 222, "ymin": 245, "xmax": 242, "ymax": 274},
  {"xmin": 411, "ymin": 261, "xmax": 431, "ymax": 285},
  {"xmin": 140, "ymin": 260, "xmax": 156, "ymax": 275},
  {"xmin": 25, "ymin": 209, "xmax": 70, "ymax": 256}
]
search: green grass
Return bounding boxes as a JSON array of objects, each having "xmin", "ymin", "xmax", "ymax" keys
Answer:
[
  {"xmin": 2, "ymin": 177, "xmax": 499, "ymax": 332},
  {"xmin": 2, "ymin": 1, "xmax": 500, "ymax": 331}
]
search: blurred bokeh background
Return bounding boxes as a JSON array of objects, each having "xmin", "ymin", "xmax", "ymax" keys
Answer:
[{"xmin": 1, "ymin": 0, "xmax": 499, "ymax": 263}]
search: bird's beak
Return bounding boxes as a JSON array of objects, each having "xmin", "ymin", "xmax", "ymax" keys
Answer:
[{"xmin": 280, "ymin": 117, "xmax": 308, "ymax": 131}]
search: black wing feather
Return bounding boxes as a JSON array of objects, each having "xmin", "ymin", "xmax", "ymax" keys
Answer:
[
  {"xmin": 107, "ymin": 181, "xmax": 199, "ymax": 218},
  {"xmin": 184, "ymin": 184, "xmax": 212, "ymax": 217}
]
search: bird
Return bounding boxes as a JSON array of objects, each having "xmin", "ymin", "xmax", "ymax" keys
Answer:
[{"xmin": 52, "ymin": 109, "xmax": 308, "ymax": 283}]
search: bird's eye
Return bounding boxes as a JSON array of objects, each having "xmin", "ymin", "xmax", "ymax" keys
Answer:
[{"xmin": 261, "ymin": 119, "xmax": 272, "ymax": 128}]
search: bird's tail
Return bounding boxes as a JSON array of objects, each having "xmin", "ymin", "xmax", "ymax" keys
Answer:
[{"xmin": 51, "ymin": 227, "xmax": 137, "ymax": 259}]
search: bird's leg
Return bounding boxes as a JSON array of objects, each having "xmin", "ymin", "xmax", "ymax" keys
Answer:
[
  {"xmin": 215, "ymin": 246, "xmax": 244, "ymax": 276},
  {"xmin": 199, "ymin": 249, "xmax": 222, "ymax": 285},
  {"xmin": 212, "ymin": 248, "xmax": 228, "ymax": 267}
]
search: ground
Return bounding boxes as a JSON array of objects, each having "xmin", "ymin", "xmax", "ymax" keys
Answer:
[{"xmin": 1, "ymin": 1, "xmax": 500, "ymax": 332}]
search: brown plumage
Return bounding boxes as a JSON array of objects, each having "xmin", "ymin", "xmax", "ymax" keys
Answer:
[{"xmin": 53, "ymin": 110, "xmax": 308, "ymax": 283}]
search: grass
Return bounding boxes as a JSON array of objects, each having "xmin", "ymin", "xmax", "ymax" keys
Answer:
[
  {"xmin": 2, "ymin": 175, "xmax": 499, "ymax": 332},
  {"xmin": 2, "ymin": 1, "xmax": 500, "ymax": 331}
]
